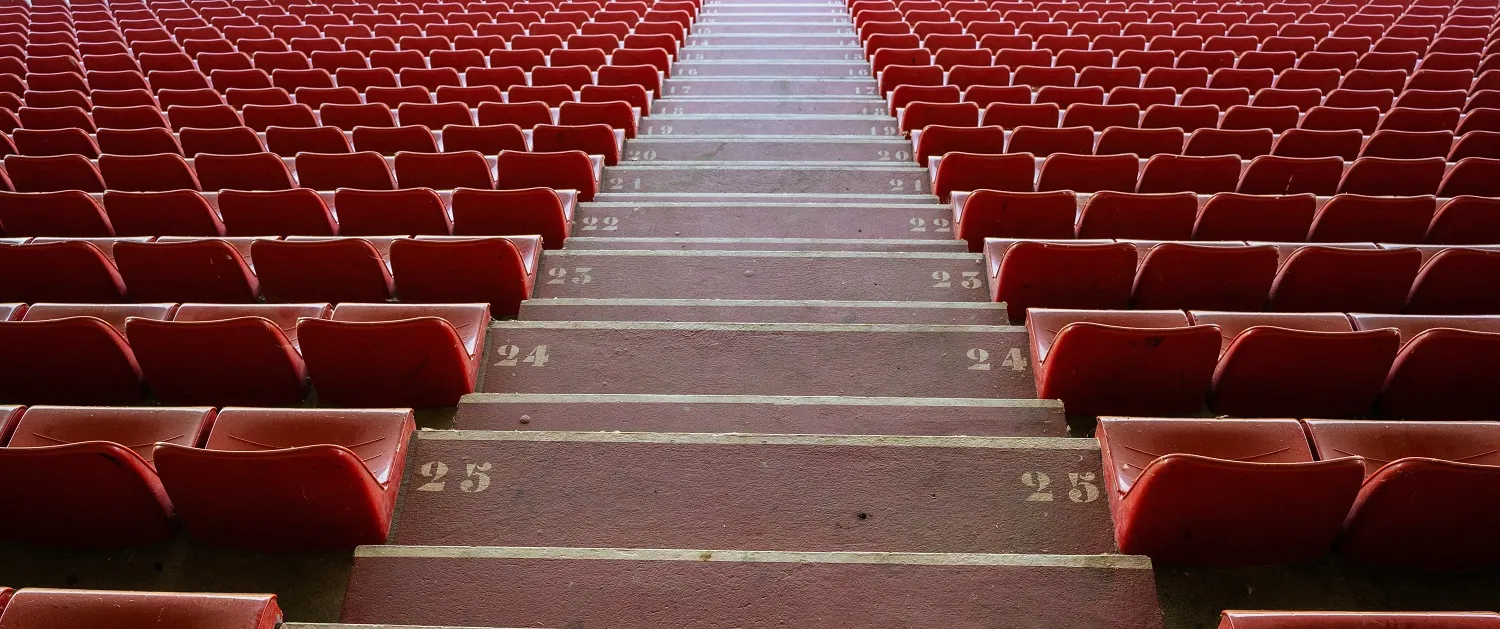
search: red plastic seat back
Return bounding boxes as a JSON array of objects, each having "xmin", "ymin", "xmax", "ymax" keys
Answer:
[{"xmin": 0, "ymin": 589, "xmax": 281, "ymax": 629}]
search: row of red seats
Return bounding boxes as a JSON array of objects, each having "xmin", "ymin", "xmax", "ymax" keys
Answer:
[
  {"xmin": 853, "ymin": 3, "xmax": 1497, "ymax": 29},
  {"xmin": 919, "ymin": 125, "xmax": 1493, "ymax": 172},
  {"xmin": 1218, "ymin": 612, "xmax": 1500, "ymax": 628},
  {"xmin": 954, "ymin": 190, "xmax": 1498, "ymax": 247},
  {"xmin": 875, "ymin": 41, "xmax": 1500, "ymax": 74},
  {"xmin": 0, "ymin": 1, "xmax": 697, "ymax": 29},
  {"xmin": 1100, "ymin": 417, "xmax": 1500, "ymax": 570},
  {"xmin": 2, "ymin": 78, "xmax": 653, "ymax": 111},
  {"xmin": 0, "ymin": 19, "xmax": 687, "ymax": 53},
  {"xmin": 0, "ymin": 302, "xmax": 489, "ymax": 407},
  {"xmin": 854, "ymin": 0, "xmax": 1489, "ymax": 13},
  {"xmin": 7, "ymin": 93, "xmax": 643, "ymax": 132},
  {"xmin": 0, "ymin": 185, "xmax": 572, "ymax": 242},
  {"xmin": 906, "ymin": 97, "xmax": 1498, "ymax": 135},
  {"xmin": 0, "ymin": 30, "xmax": 681, "ymax": 68},
  {"xmin": 913, "ymin": 101, "xmax": 1498, "ymax": 143},
  {"xmin": 4, "ymin": 39, "xmax": 677, "ymax": 72},
  {"xmin": 920, "ymin": 126, "xmax": 1497, "ymax": 179},
  {"xmin": 878, "ymin": 62, "xmax": 1500, "ymax": 99},
  {"xmin": 871, "ymin": 30, "xmax": 1500, "ymax": 60},
  {"xmin": 0, "ymin": 7, "xmax": 694, "ymax": 33},
  {"xmin": 5, "ymin": 42, "xmax": 678, "ymax": 73},
  {"xmin": 1, "ymin": 61, "xmax": 665, "ymax": 100},
  {"xmin": 1030, "ymin": 309, "xmax": 1499, "ymax": 418},
  {"xmin": 852, "ymin": 0, "xmax": 1492, "ymax": 17},
  {"xmin": 857, "ymin": 14, "xmax": 1500, "ymax": 37},
  {"xmin": 0, "ymin": 589, "xmax": 281, "ymax": 628},
  {"xmin": 858, "ymin": 18, "xmax": 1500, "ymax": 43},
  {"xmin": 0, "ymin": 149, "xmax": 601, "ymax": 198},
  {"xmin": 899, "ymin": 83, "xmax": 1500, "ymax": 118},
  {"xmin": 0, "ymin": 405, "xmax": 413, "ymax": 549},
  {"xmin": 6, "ymin": 113, "xmax": 631, "ymax": 163},
  {"xmin": 0, "ymin": 234, "xmax": 541, "ymax": 310},
  {"xmin": 11, "ymin": 0, "xmax": 694, "ymax": 14},
  {"xmin": 6, "ymin": 123, "xmax": 620, "ymax": 171},
  {"xmin": 986, "ymin": 238, "xmax": 1499, "ymax": 317},
  {"xmin": 927, "ymin": 150, "xmax": 1500, "ymax": 198}
]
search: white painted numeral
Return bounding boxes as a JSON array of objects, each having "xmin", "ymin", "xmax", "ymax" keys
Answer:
[
  {"xmin": 966, "ymin": 348, "xmax": 990, "ymax": 370},
  {"xmin": 461, "ymin": 463, "xmax": 492, "ymax": 493},
  {"xmin": 932, "ymin": 217, "xmax": 951, "ymax": 232},
  {"xmin": 521, "ymin": 345, "xmax": 550, "ymax": 367},
  {"xmin": 931, "ymin": 270, "xmax": 981, "ymax": 289},
  {"xmin": 1021, "ymin": 471, "xmax": 1053, "ymax": 502},
  {"xmin": 625, "ymin": 149, "xmax": 658, "ymax": 161},
  {"xmin": 580, "ymin": 216, "xmax": 620, "ymax": 231},
  {"xmin": 546, "ymin": 267, "xmax": 593, "ymax": 285},
  {"xmin": 1000, "ymin": 347, "xmax": 1028, "ymax": 371},
  {"xmin": 1068, "ymin": 472, "xmax": 1100, "ymax": 503},
  {"xmin": 909, "ymin": 217, "xmax": 928, "ymax": 231},
  {"xmin": 416, "ymin": 462, "xmax": 448, "ymax": 492},
  {"xmin": 494, "ymin": 344, "xmax": 550, "ymax": 367}
]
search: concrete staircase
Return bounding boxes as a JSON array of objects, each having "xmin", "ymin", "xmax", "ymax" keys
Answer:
[{"xmin": 335, "ymin": 0, "xmax": 1163, "ymax": 626}]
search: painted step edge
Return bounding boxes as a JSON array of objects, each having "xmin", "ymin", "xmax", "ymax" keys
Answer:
[{"xmin": 353, "ymin": 545, "xmax": 1151, "ymax": 569}]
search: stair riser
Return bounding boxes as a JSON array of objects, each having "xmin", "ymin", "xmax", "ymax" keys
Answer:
[
  {"xmin": 673, "ymin": 62, "xmax": 870, "ymax": 77},
  {"xmin": 690, "ymin": 23, "xmax": 855, "ymax": 34},
  {"xmin": 601, "ymin": 166, "xmax": 929, "ymax": 194},
  {"xmin": 625, "ymin": 138, "xmax": 913, "ymax": 161},
  {"xmin": 573, "ymin": 203, "xmax": 952, "ymax": 239},
  {"xmin": 653, "ymin": 98, "xmax": 889, "ymax": 115},
  {"xmin": 532, "ymin": 251, "xmax": 984, "ymax": 301},
  {"xmin": 477, "ymin": 323, "xmax": 1037, "ymax": 397},
  {"xmin": 639, "ymin": 118, "xmax": 896, "ymax": 136},
  {"xmin": 343, "ymin": 553, "xmax": 1163, "ymax": 629},
  {"xmin": 392, "ymin": 433, "xmax": 1113, "ymax": 553},
  {"xmin": 518, "ymin": 300, "xmax": 1006, "ymax": 323},
  {"xmin": 456, "ymin": 394, "xmax": 1063, "ymax": 435},
  {"xmin": 679, "ymin": 47, "xmax": 868, "ymax": 61},
  {"xmin": 666, "ymin": 77, "xmax": 874, "ymax": 96}
]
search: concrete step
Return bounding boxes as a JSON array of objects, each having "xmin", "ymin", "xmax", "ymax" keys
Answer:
[
  {"xmin": 518, "ymin": 297, "xmax": 1007, "ymax": 324},
  {"xmin": 666, "ymin": 77, "xmax": 873, "ymax": 96},
  {"xmin": 701, "ymin": 8, "xmax": 850, "ymax": 16},
  {"xmin": 652, "ymin": 97, "xmax": 889, "ymax": 116},
  {"xmin": 456, "ymin": 392, "xmax": 1063, "ymax": 434},
  {"xmin": 560, "ymin": 237, "xmax": 965, "ymax": 251},
  {"xmin": 638, "ymin": 116, "xmax": 897, "ymax": 136},
  {"xmin": 686, "ymin": 35, "xmax": 859, "ymax": 47},
  {"xmin": 575, "ymin": 199, "xmax": 950, "ymax": 239},
  {"xmin": 690, "ymin": 23, "xmax": 855, "ymax": 34},
  {"xmin": 532, "ymin": 249, "xmax": 984, "ymax": 301},
  {"xmin": 678, "ymin": 46, "xmax": 868, "ymax": 62},
  {"xmin": 602, "ymin": 163, "xmax": 929, "ymax": 195},
  {"xmin": 390, "ymin": 430, "xmax": 1112, "ymax": 552},
  {"xmin": 342, "ymin": 547, "xmax": 1162, "ymax": 629},
  {"xmin": 477, "ymin": 320, "xmax": 1037, "ymax": 397},
  {"xmin": 674, "ymin": 61, "xmax": 870, "ymax": 78},
  {"xmin": 290, "ymin": 625, "xmax": 522, "ymax": 629},
  {"xmin": 625, "ymin": 136, "xmax": 912, "ymax": 162}
]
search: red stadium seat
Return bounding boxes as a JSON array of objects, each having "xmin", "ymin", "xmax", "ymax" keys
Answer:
[
  {"xmin": 128, "ymin": 304, "xmax": 330, "ymax": 406},
  {"xmin": 1193, "ymin": 311, "xmax": 1400, "ymax": 417},
  {"xmin": 390, "ymin": 236, "xmax": 536, "ymax": 315},
  {"xmin": 0, "ymin": 406, "xmax": 210, "ymax": 545},
  {"xmin": 297, "ymin": 303, "xmax": 490, "ymax": 407},
  {"xmin": 989, "ymin": 240, "xmax": 1136, "ymax": 320},
  {"xmin": 251, "ymin": 237, "xmax": 397, "ymax": 303},
  {"xmin": 955, "ymin": 190, "xmax": 1078, "ymax": 250},
  {"xmin": 1305, "ymin": 420, "xmax": 1500, "ymax": 571},
  {"xmin": 154, "ymin": 407, "xmax": 415, "ymax": 551},
  {"xmin": 1028, "ymin": 309, "xmax": 1220, "ymax": 415},
  {"xmin": 1099, "ymin": 417, "xmax": 1363, "ymax": 566},
  {"xmin": 0, "ymin": 304, "xmax": 177, "ymax": 405}
]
